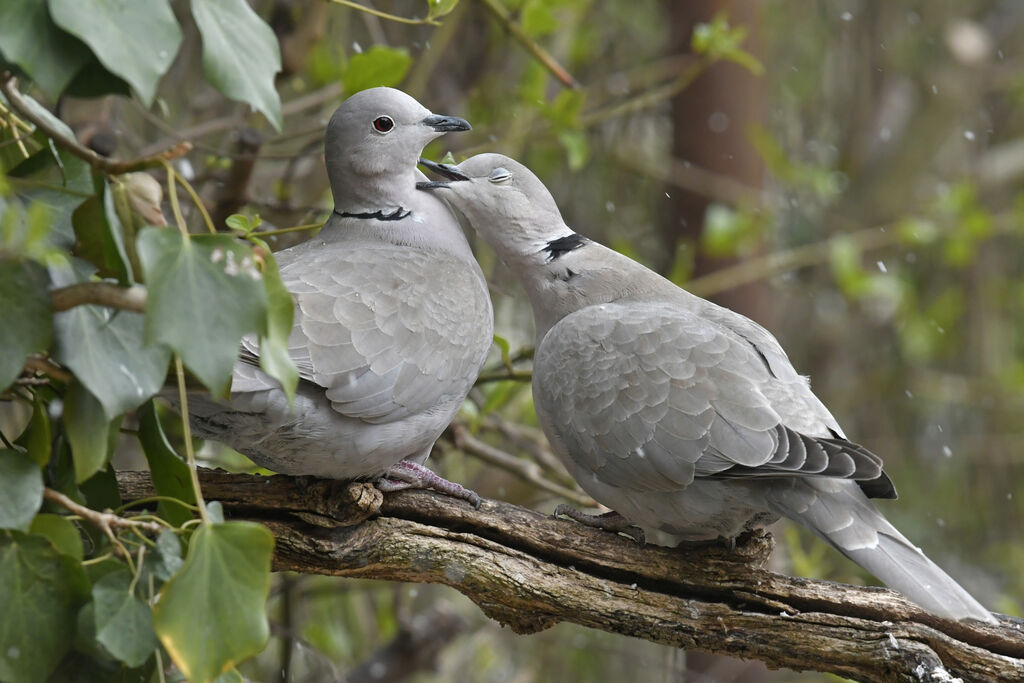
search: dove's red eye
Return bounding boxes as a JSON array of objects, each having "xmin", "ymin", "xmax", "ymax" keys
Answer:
[{"xmin": 373, "ymin": 116, "xmax": 394, "ymax": 133}]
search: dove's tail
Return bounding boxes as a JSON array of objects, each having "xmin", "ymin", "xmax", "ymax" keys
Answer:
[{"xmin": 767, "ymin": 479, "xmax": 996, "ymax": 624}]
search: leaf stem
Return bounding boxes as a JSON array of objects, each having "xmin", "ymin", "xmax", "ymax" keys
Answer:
[
  {"xmin": 325, "ymin": 0, "xmax": 438, "ymax": 26},
  {"xmin": 161, "ymin": 160, "xmax": 190, "ymax": 238},
  {"xmin": 477, "ymin": 0, "xmax": 579, "ymax": 89},
  {"xmin": 174, "ymin": 356, "xmax": 210, "ymax": 524},
  {"xmin": 169, "ymin": 167, "xmax": 217, "ymax": 234}
]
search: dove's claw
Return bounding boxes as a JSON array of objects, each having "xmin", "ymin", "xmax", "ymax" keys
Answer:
[
  {"xmin": 553, "ymin": 504, "xmax": 645, "ymax": 545},
  {"xmin": 379, "ymin": 460, "xmax": 482, "ymax": 508}
]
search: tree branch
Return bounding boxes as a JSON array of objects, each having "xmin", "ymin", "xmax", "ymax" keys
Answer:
[
  {"xmin": 0, "ymin": 73, "xmax": 191, "ymax": 175},
  {"xmin": 51, "ymin": 282, "xmax": 147, "ymax": 313},
  {"xmin": 116, "ymin": 469, "xmax": 1024, "ymax": 682},
  {"xmin": 477, "ymin": 0, "xmax": 579, "ymax": 89}
]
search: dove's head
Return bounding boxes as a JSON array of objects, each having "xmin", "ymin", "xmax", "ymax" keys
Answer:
[
  {"xmin": 417, "ymin": 153, "xmax": 571, "ymax": 260},
  {"xmin": 326, "ymin": 87, "xmax": 470, "ymax": 207}
]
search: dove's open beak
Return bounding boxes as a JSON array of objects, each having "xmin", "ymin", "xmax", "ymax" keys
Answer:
[
  {"xmin": 418, "ymin": 158, "xmax": 471, "ymax": 188},
  {"xmin": 420, "ymin": 115, "xmax": 472, "ymax": 132}
]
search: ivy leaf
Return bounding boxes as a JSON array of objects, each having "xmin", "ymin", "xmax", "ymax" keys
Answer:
[
  {"xmin": 71, "ymin": 184, "xmax": 133, "ymax": 283},
  {"xmin": 63, "ymin": 381, "xmax": 115, "ymax": 483},
  {"xmin": 0, "ymin": 531, "xmax": 88, "ymax": 683},
  {"xmin": 138, "ymin": 402, "xmax": 195, "ymax": 528},
  {"xmin": 190, "ymin": 0, "xmax": 283, "ymax": 131},
  {"xmin": 0, "ymin": 450, "xmax": 43, "ymax": 531},
  {"xmin": 0, "ymin": 0, "xmax": 90, "ymax": 97},
  {"xmin": 137, "ymin": 228, "xmax": 268, "ymax": 396},
  {"xmin": 341, "ymin": 46, "xmax": 412, "ymax": 95},
  {"xmin": 154, "ymin": 521, "xmax": 274, "ymax": 683},
  {"xmin": 249, "ymin": 237, "xmax": 297, "ymax": 404},
  {"xmin": 29, "ymin": 512, "xmax": 83, "ymax": 560},
  {"xmin": 51, "ymin": 260, "xmax": 171, "ymax": 419},
  {"xmin": 23, "ymin": 394, "xmax": 51, "ymax": 467},
  {"xmin": 93, "ymin": 569, "xmax": 158, "ymax": 667},
  {"xmin": 0, "ymin": 259, "xmax": 51, "ymax": 391},
  {"xmin": 48, "ymin": 0, "xmax": 182, "ymax": 106},
  {"xmin": 139, "ymin": 529, "xmax": 184, "ymax": 585}
]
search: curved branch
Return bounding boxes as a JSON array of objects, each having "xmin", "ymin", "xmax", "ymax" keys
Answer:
[
  {"xmin": 0, "ymin": 74, "xmax": 191, "ymax": 175},
  {"xmin": 477, "ymin": 0, "xmax": 579, "ymax": 89},
  {"xmin": 116, "ymin": 469, "xmax": 1024, "ymax": 682},
  {"xmin": 51, "ymin": 282, "xmax": 147, "ymax": 313}
]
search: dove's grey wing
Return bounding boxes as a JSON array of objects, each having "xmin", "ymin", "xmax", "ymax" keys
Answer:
[
  {"xmin": 238, "ymin": 245, "xmax": 492, "ymax": 425},
  {"xmin": 533, "ymin": 301, "xmax": 890, "ymax": 495}
]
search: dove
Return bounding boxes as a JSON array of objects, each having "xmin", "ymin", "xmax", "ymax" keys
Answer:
[
  {"xmin": 417, "ymin": 153, "xmax": 996, "ymax": 622},
  {"xmin": 182, "ymin": 88, "xmax": 493, "ymax": 505}
]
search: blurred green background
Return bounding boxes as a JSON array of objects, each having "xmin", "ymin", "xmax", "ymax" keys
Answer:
[{"xmin": 13, "ymin": 0, "xmax": 1024, "ymax": 680}]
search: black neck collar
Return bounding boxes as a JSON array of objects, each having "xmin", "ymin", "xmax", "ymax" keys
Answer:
[{"xmin": 334, "ymin": 207, "xmax": 410, "ymax": 221}]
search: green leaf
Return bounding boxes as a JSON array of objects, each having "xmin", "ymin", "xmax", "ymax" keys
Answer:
[
  {"xmin": 425, "ymin": 0, "xmax": 459, "ymax": 21},
  {"xmin": 140, "ymin": 529, "xmax": 184, "ymax": 585},
  {"xmin": 691, "ymin": 13, "xmax": 763, "ymax": 75},
  {"xmin": 0, "ymin": 531, "xmax": 88, "ymax": 683},
  {"xmin": 190, "ymin": 0, "xmax": 283, "ymax": 130},
  {"xmin": 154, "ymin": 522, "xmax": 274, "ymax": 683},
  {"xmin": 93, "ymin": 569, "xmax": 158, "ymax": 667},
  {"xmin": 521, "ymin": 0, "xmax": 558, "ymax": 37},
  {"xmin": 51, "ymin": 264, "xmax": 171, "ymax": 419},
  {"xmin": 63, "ymin": 382, "xmax": 114, "ymax": 483},
  {"xmin": 249, "ymin": 237, "xmax": 297, "ymax": 404},
  {"xmin": 493, "ymin": 333, "xmax": 512, "ymax": 368},
  {"xmin": 0, "ymin": 259, "xmax": 52, "ymax": 391},
  {"xmin": 341, "ymin": 46, "xmax": 412, "ymax": 95},
  {"xmin": 24, "ymin": 393, "xmax": 51, "ymax": 467},
  {"xmin": 71, "ymin": 190, "xmax": 132, "ymax": 283},
  {"xmin": 48, "ymin": 0, "xmax": 182, "ymax": 106},
  {"xmin": 29, "ymin": 512, "xmax": 83, "ymax": 560},
  {"xmin": 557, "ymin": 130, "xmax": 589, "ymax": 171},
  {"xmin": 0, "ymin": 450, "xmax": 43, "ymax": 531},
  {"xmin": 138, "ymin": 402, "xmax": 195, "ymax": 528},
  {"xmin": 137, "ymin": 228, "xmax": 268, "ymax": 396},
  {"xmin": 62, "ymin": 57, "xmax": 133, "ymax": 99},
  {"xmin": 0, "ymin": 0, "xmax": 90, "ymax": 96}
]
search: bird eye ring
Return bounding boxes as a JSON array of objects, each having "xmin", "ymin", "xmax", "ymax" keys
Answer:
[
  {"xmin": 372, "ymin": 116, "xmax": 395, "ymax": 134},
  {"xmin": 489, "ymin": 167, "xmax": 511, "ymax": 183}
]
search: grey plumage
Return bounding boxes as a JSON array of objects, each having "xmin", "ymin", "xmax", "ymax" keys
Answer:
[
  {"xmin": 417, "ymin": 153, "xmax": 995, "ymax": 623},
  {"xmin": 185, "ymin": 88, "xmax": 493, "ymax": 496}
]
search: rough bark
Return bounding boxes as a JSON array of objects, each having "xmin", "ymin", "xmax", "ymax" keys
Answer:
[{"xmin": 117, "ymin": 469, "xmax": 1024, "ymax": 683}]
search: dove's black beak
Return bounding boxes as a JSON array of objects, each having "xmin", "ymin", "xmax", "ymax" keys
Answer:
[
  {"xmin": 420, "ymin": 115, "xmax": 472, "ymax": 132},
  {"xmin": 418, "ymin": 158, "xmax": 470, "ymax": 182}
]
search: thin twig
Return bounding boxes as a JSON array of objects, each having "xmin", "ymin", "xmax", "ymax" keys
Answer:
[
  {"xmin": 0, "ymin": 73, "xmax": 191, "ymax": 175},
  {"xmin": 580, "ymin": 57, "xmax": 711, "ymax": 128},
  {"xmin": 325, "ymin": 0, "xmax": 438, "ymax": 26},
  {"xmin": 477, "ymin": 0, "xmax": 579, "ymax": 89},
  {"xmin": 684, "ymin": 212, "xmax": 1021, "ymax": 299},
  {"xmin": 43, "ymin": 487, "xmax": 163, "ymax": 554},
  {"xmin": 479, "ymin": 413, "xmax": 568, "ymax": 481},
  {"xmin": 51, "ymin": 282, "xmax": 147, "ymax": 313},
  {"xmin": 23, "ymin": 355, "xmax": 73, "ymax": 383},
  {"xmin": 451, "ymin": 423, "xmax": 594, "ymax": 507}
]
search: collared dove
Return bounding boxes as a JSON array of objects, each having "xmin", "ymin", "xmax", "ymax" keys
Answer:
[
  {"xmin": 183, "ymin": 88, "xmax": 493, "ymax": 505},
  {"xmin": 417, "ymin": 153, "xmax": 996, "ymax": 622}
]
